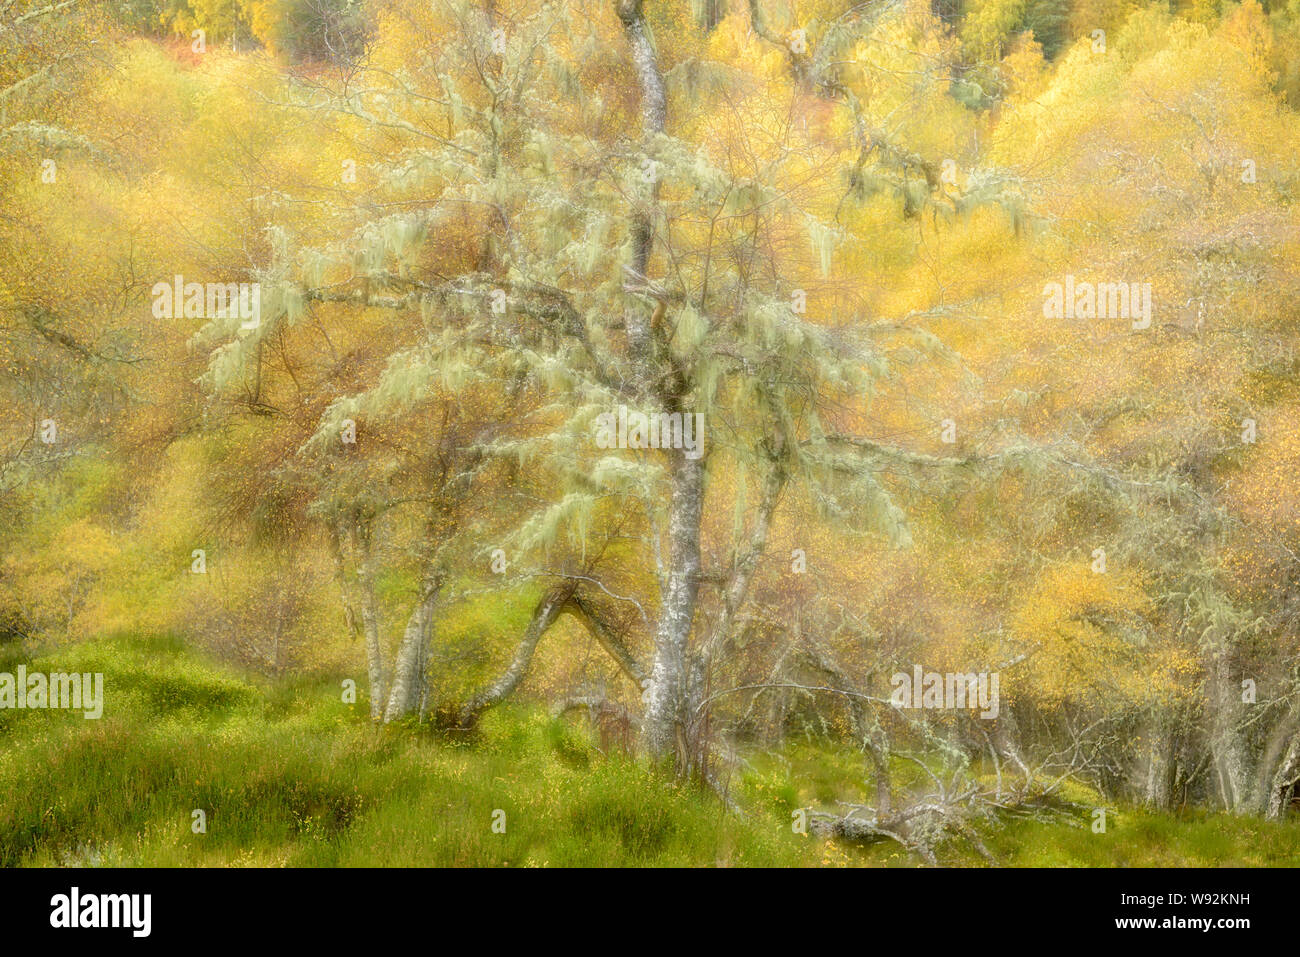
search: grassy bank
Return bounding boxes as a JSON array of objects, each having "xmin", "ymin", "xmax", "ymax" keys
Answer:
[{"xmin": 1, "ymin": 635, "xmax": 1297, "ymax": 867}]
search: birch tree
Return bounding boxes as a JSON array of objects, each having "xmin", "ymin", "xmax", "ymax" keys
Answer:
[{"xmin": 196, "ymin": 0, "xmax": 1038, "ymax": 760}]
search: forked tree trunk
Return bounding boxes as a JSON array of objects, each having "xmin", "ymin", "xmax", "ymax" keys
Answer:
[{"xmin": 1208, "ymin": 644, "xmax": 1250, "ymax": 812}]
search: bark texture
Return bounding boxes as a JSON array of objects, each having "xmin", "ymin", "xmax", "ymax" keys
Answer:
[
  {"xmin": 354, "ymin": 525, "xmax": 387, "ymax": 721},
  {"xmin": 383, "ymin": 577, "xmax": 441, "ymax": 722},
  {"xmin": 456, "ymin": 583, "xmax": 576, "ymax": 727},
  {"xmin": 642, "ymin": 452, "xmax": 704, "ymax": 758},
  {"xmin": 616, "ymin": 0, "xmax": 667, "ymax": 373},
  {"xmin": 1208, "ymin": 643, "xmax": 1250, "ymax": 811},
  {"xmin": 1266, "ymin": 733, "xmax": 1300, "ymax": 820},
  {"xmin": 613, "ymin": 0, "xmax": 706, "ymax": 762}
]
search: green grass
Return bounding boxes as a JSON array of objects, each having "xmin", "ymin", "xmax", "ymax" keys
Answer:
[
  {"xmin": 1, "ymin": 634, "xmax": 1298, "ymax": 867},
  {"xmin": 0, "ymin": 634, "xmax": 817, "ymax": 866}
]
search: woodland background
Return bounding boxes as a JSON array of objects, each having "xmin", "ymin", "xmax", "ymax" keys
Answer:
[{"xmin": 3, "ymin": 0, "xmax": 1300, "ymax": 865}]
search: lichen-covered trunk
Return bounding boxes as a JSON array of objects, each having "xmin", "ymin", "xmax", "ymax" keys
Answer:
[
  {"xmin": 1266, "ymin": 733, "xmax": 1300, "ymax": 820},
  {"xmin": 332, "ymin": 519, "xmax": 387, "ymax": 721},
  {"xmin": 610, "ymin": 0, "xmax": 715, "ymax": 764},
  {"xmin": 642, "ymin": 452, "xmax": 704, "ymax": 759},
  {"xmin": 1136, "ymin": 714, "xmax": 1174, "ymax": 810},
  {"xmin": 383, "ymin": 579, "xmax": 441, "ymax": 723},
  {"xmin": 617, "ymin": 0, "xmax": 666, "ymax": 370},
  {"xmin": 357, "ymin": 541, "xmax": 386, "ymax": 721},
  {"xmin": 1208, "ymin": 644, "xmax": 1250, "ymax": 812},
  {"xmin": 351, "ymin": 527, "xmax": 384, "ymax": 722},
  {"xmin": 457, "ymin": 585, "xmax": 573, "ymax": 727}
]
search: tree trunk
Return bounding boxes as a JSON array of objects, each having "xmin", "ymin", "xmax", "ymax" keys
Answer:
[
  {"xmin": 612, "ymin": 0, "xmax": 704, "ymax": 763},
  {"xmin": 457, "ymin": 584, "xmax": 574, "ymax": 727},
  {"xmin": 616, "ymin": 0, "xmax": 666, "ymax": 371},
  {"xmin": 566, "ymin": 594, "xmax": 648, "ymax": 686},
  {"xmin": 1266, "ymin": 733, "xmax": 1300, "ymax": 820},
  {"xmin": 1137, "ymin": 714, "xmax": 1173, "ymax": 810},
  {"xmin": 355, "ymin": 527, "xmax": 386, "ymax": 721},
  {"xmin": 328, "ymin": 522, "xmax": 362, "ymax": 641},
  {"xmin": 642, "ymin": 452, "xmax": 704, "ymax": 759},
  {"xmin": 332, "ymin": 518, "xmax": 387, "ymax": 721},
  {"xmin": 1208, "ymin": 644, "xmax": 1250, "ymax": 812},
  {"xmin": 383, "ymin": 577, "xmax": 441, "ymax": 722},
  {"xmin": 805, "ymin": 636, "xmax": 891, "ymax": 814}
]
